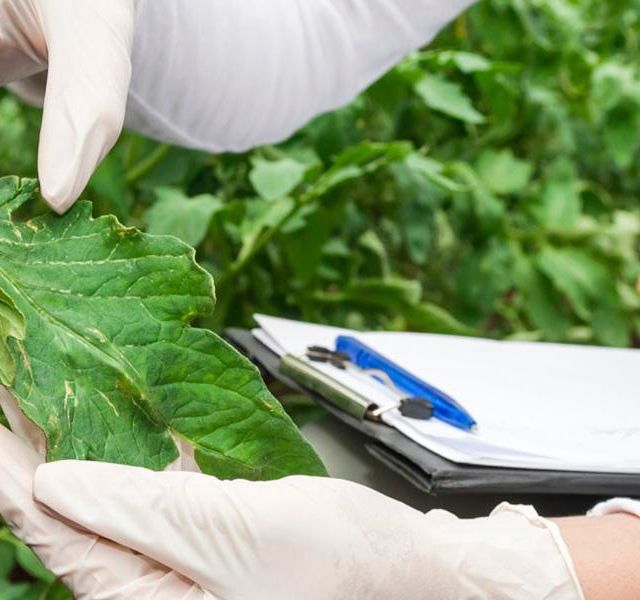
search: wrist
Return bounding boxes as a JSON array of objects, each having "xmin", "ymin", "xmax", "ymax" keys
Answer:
[{"xmin": 555, "ymin": 513, "xmax": 640, "ymax": 600}]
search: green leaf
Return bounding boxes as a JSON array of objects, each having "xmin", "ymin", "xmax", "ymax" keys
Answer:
[
  {"xmin": 0, "ymin": 528, "xmax": 72, "ymax": 597},
  {"xmin": 144, "ymin": 187, "xmax": 223, "ymax": 247},
  {"xmin": 314, "ymin": 278, "xmax": 422, "ymax": 311},
  {"xmin": 249, "ymin": 158, "xmax": 307, "ymax": 201},
  {"xmin": 513, "ymin": 252, "xmax": 571, "ymax": 339},
  {"xmin": 414, "ymin": 73, "xmax": 485, "ymax": 124},
  {"xmin": 308, "ymin": 142, "xmax": 412, "ymax": 200},
  {"xmin": 404, "ymin": 153, "xmax": 468, "ymax": 193},
  {"xmin": 603, "ymin": 107, "xmax": 640, "ymax": 169},
  {"xmin": 592, "ymin": 305, "xmax": 632, "ymax": 347},
  {"xmin": 0, "ymin": 542, "xmax": 13, "ymax": 579},
  {"xmin": 358, "ymin": 230, "xmax": 390, "ymax": 278},
  {"xmin": 452, "ymin": 163, "xmax": 505, "ymax": 227},
  {"xmin": 533, "ymin": 160, "xmax": 582, "ymax": 231},
  {"xmin": 536, "ymin": 247, "xmax": 614, "ymax": 321},
  {"xmin": 0, "ymin": 291, "xmax": 25, "ymax": 385},
  {"xmin": 403, "ymin": 303, "xmax": 476, "ymax": 336},
  {"xmin": 14, "ymin": 545, "xmax": 54, "ymax": 583},
  {"xmin": 591, "ymin": 62, "xmax": 634, "ymax": 116},
  {"xmin": 0, "ymin": 582, "xmax": 34, "ymax": 600},
  {"xmin": 453, "ymin": 241, "xmax": 513, "ymax": 324},
  {"xmin": 0, "ymin": 178, "xmax": 325, "ymax": 480},
  {"xmin": 41, "ymin": 580, "xmax": 73, "ymax": 600},
  {"xmin": 341, "ymin": 278, "xmax": 422, "ymax": 308},
  {"xmin": 476, "ymin": 149, "xmax": 532, "ymax": 195},
  {"xmin": 425, "ymin": 50, "xmax": 493, "ymax": 74},
  {"xmin": 0, "ymin": 176, "xmax": 38, "ymax": 218},
  {"xmin": 237, "ymin": 196, "xmax": 296, "ymax": 266},
  {"xmin": 282, "ymin": 206, "xmax": 334, "ymax": 282}
]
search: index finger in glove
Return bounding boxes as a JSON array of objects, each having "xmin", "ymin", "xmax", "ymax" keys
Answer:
[
  {"xmin": 35, "ymin": 0, "xmax": 136, "ymax": 213},
  {"xmin": 0, "ymin": 425, "xmax": 209, "ymax": 600},
  {"xmin": 33, "ymin": 462, "xmax": 376, "ymax": 598}
]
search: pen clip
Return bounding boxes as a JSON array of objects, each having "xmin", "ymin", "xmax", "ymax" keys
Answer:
[
  {"xmin": 370, "ymin": 397, "xmax": 434, "ymax": 421},
  {"xmin": 306, "ymin": 346, "xmax": 350, "ymax": 369}
]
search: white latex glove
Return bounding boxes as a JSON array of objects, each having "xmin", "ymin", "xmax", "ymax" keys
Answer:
[
  {"xmin": 0, "ymin": 0, "xmax": 136, "ymax": 213},
  {"xmin": 6, "ymin": 0, "xmax": 476, "ymax": 212},
  {"xmin": 0, "ymin": 425, "xmax": 210, "ymax": 599},
  {"xmin": 0, "ymin": 432, "xmax": 585, "ymax": 600}
]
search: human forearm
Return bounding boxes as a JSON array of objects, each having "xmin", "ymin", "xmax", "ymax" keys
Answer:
[{"xmin": 554, "ymin": 513, "xmax": 640, "ymax": 600}]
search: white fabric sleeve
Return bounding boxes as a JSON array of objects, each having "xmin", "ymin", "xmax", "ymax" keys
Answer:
[
  {"xmin": 126, "ymin": 0, "xmax": 476, "ymax": 152},
  {"xmin": 589, "ymin": 498, "xmax": 640, "ymax": 518}
]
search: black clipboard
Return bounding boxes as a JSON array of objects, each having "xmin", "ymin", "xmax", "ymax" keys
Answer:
[{"xmin": 226, "ymin": 328, "xmax": 640, "ymax": 498}]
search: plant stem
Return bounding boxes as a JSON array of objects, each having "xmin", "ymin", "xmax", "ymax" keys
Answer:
[{"xmin": 125, "ymin": 144, "xmax": 172, "ymax": 185}]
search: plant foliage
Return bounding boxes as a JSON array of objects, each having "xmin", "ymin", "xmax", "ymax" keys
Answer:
[{"xmin": 0, "ymin": 176, "xmax": 325, "ymax": 480}]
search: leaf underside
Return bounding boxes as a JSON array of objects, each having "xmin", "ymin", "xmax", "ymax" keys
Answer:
[{"xmin": 0, "ymin": 177, "xmax": 325, "ymax": 480}]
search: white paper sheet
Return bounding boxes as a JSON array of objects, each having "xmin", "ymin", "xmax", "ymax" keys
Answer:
[{"xmin": 254, "ymin": 314, "xmax": 640, "ymax": 473}]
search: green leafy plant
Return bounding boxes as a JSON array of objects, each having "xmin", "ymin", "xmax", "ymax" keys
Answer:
[
  {"xmin": 0, "ymin": 176, "xmax": 324, "ymax": 480},
  {"xmin": 0, "ymin": 524, "xmax": 69, "ymax": 599}
]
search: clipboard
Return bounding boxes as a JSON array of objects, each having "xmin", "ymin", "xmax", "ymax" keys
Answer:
[{"xmin": 226, "ymin": 328, "xmax": 640, "ymax": 498}]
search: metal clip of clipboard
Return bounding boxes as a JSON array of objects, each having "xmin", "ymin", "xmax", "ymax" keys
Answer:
[{"xmin": 280, "ymin": 354, "xmax": 378, "ymax": 421}]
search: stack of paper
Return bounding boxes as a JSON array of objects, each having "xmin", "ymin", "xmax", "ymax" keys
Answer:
[{"xmin": 254, "ymin": 314, "xmax": 640, "ymax": 474}]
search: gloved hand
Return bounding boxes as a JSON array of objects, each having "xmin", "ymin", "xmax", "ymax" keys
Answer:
[
  {"xmin": 0, "ymin": 422, "xmax": 583, "ymax": 600},
  {"xmin": 3, "ymin": 0, "xmax": 475, "ymax": 213},
  {"xmin": 0, "ymin": 0, "xmax": 136, "ymax": 213},
  {"xmin": 0, "ymin": 424, "xmax": 211, "ymax": 599}
]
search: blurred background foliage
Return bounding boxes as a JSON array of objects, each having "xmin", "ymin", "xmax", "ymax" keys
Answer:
[{"xmin": 1, "ymin": 0, "xmax": 640, "ymax": 595}]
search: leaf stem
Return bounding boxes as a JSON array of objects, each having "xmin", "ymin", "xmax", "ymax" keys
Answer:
[{"xmin": 125, "ymin": 144, "xmax": 172, "ymax": 185}]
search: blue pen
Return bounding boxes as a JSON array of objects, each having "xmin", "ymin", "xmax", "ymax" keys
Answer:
[{"xmin": 335, "ymin": 336, "xmax": 477, "ymax": 432}]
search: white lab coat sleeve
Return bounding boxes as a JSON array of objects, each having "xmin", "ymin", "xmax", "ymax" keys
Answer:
[
  {"xmin": 589, "ymin": 498, "xmax": 640, "ymax": 519},
  {"xmin": 126, "ymin": 0, "xmax": 476, "ymax": 152}
]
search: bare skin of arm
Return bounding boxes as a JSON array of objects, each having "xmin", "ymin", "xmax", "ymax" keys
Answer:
[{"xmin": 553, "ymin": 514, "xmax": 640, "ymax": 600}]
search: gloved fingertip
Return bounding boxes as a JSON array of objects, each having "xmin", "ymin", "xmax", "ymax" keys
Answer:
[
  {"xmin": 38, "ymin": 107, "xmax": 123, "ymax": 214},
  {"xmin": 35, "ymin": 0, "xmax": 134, "ymax": 215},
  {"xmin": 38, "ymin": 125, "xmax": 90, "ymax": 214},
  {"xmin": 38, "ymin": 173, "xmax": 84, "ymax": 215}
]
